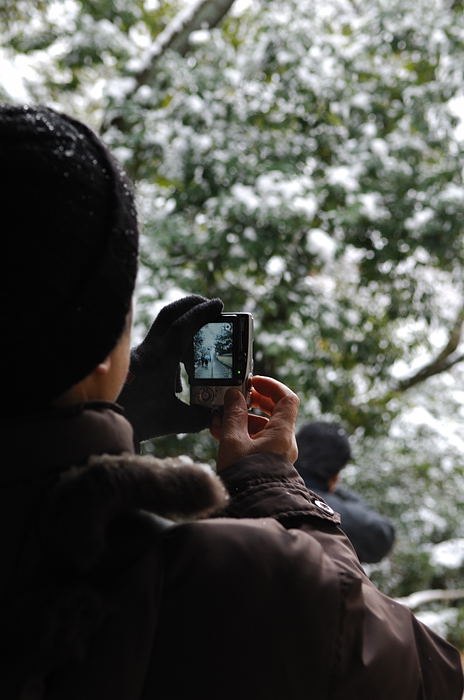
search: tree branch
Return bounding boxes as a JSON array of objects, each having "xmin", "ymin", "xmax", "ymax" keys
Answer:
[
  {"xmin": 395, "ymin": 303, "xmax": 464, "ymax": 392},
  {"xmin": 101, "ymin": 0, "xmax": 237, "ymax": 133},
  {"xmin": 395, "ymin": 588, "xmax": 464, "ymax": 610},
  {"xmin": 134, "ymin": 0, "xmax": 237, "ymax": 89}
]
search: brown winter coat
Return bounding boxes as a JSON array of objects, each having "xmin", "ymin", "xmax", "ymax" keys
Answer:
[{"xmin": 1, "ymin": 403, "xmax": 462, "ymax": 699}]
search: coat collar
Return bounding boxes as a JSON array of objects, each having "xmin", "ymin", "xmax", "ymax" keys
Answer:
[
  {"xmin": 2, "ymin": 402, "xmax": 134, "ymax": 485},
  {"xmin": 303, "ymin": 474, "xmax": 329, "ymax": 493}
]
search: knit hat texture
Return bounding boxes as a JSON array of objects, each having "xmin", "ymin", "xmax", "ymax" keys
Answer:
[
  {"xmin": 1, "ymin": 104, "xmax": 139, "ymax": 410},
  {"xmin": 295, "ymin": 421, "xmax": 351, "ymax": 483}
]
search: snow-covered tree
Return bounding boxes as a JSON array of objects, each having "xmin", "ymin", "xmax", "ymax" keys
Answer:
[{"xmin": 2, "ymin": 0, "xmax": 463, "ymax": 645}]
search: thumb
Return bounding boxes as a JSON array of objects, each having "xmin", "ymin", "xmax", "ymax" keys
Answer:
[
  {"xmin": 221, "ymin": 388, "xmax": 249, "ymax": 438},
  {"xmin": 216, "ymin": 388, "xmax": 251, "ymax": 471}
]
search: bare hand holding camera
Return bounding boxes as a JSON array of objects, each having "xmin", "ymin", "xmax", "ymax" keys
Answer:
[{"xmin": 212, "ymin": 376, "xmax": 299, "ymax": 471}]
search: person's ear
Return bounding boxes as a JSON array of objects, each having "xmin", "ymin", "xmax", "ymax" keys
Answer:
[
  {"xmin": 95, "ymin": 355, "xmax": 112, "ymax": 375},
  {"xmin": 328, "ymin": 474, "xmax": 339, "ymax": 492}
]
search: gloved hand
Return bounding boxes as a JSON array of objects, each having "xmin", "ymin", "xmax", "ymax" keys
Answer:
[{"xmin": 118, "ymin": 295, "xmax": 224, "ymax": 442}]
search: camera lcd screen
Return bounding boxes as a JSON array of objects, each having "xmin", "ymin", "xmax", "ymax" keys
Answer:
[{"xmin": 193, "ymin": 321, "xmax": 233, "ymax": 380}]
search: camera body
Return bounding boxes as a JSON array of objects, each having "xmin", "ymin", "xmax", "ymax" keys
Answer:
[{"xmin": 189, "ymin": 312, "xmax": 254, "ymax": 408}]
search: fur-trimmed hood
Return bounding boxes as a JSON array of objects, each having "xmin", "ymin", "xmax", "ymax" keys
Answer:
[
  {"xmin": 42, "ymin": 452, "xmax": 229, "ymax": 572},
  {"xmin": 3, "ymin": 402, "xmax": 229, "ymax": 575},
  {"xmin": 1, "ymin": 403, "xmax": 229, "ymax": 696}
]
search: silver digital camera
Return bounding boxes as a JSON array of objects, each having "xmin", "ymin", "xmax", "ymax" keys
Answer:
[{"xmin": 189, "ymin": 312, "xmax": 254, "ymax": 408}]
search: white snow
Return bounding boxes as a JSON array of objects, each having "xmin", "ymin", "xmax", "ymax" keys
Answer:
[
  {"xmin": 430, "ymin": 539, "xmax": 464, "ymax": 569},
  {"xmin": 396, "ymin": 588, "xmax": 464, "ymax": 610},
  {"xmin": 289, "ymin": 337, "xmax": 308, "ymax": 353},
  {"xmin": 448, "ymin": 94, "xmax": 464, "ymax": 140},
  {"xmin": 414, "ymin": 608, "xmax": 459, "ymax": 638},
  {"xmin": 266, "ymin": 256, "xmax": 286, "ymax": 276},
  {"xmin": 404, "ymin": 208, "xmax": 434, "ymax": 231},
  {"xmin": 0, "ymin": 52, "xmax": 36, "ymax": 101},
  {"xmin": 326, "ymin": 165, "xmax": 361, "ymax": 191},
  {"xmin": 231, "ymin": 183, "xmax": 260, "ymax": 212},
  {"xmin": 105, "ymin": 77, "xmax": 137, "ymax": 100},
  {"xmin": 47, "ymin": 0, "xmax": 79, "ymax": 25},
  {"xmin": 293, "ymin": 195, "xmax": 318, "ymax": 218},
  {"xmin": 439, "ymin": 182, "xmax": 464, "ymax": 200},
  {"xmin": 358, "ymin": 192, "xmax": 387, "ymax": 220},
  {"xmin": 189, "ymin": 29, "xmax": 211, "ymax": 45},
  {"xmin": 401, "ymin": 406, "xmax": 464, "ymax": 453},
  {"xmin": 306, "ymin": 229, "xmax": 337, "ymax": 262}
]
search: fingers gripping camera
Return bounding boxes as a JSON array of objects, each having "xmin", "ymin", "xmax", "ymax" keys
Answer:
[{"xmin": 189, "ymin": 313, "xmax": 254, "ymax": 408}]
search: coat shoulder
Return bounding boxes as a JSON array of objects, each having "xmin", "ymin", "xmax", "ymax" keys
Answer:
[{"xmin": 149, "ymin": 517, "xmax": 343, "ymax": 699}]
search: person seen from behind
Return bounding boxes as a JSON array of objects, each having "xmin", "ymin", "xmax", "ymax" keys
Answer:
[
  {"xmin": 0, "ymin": 104, "xmax": 462, "ymax": 700},
  {"xmin": 295, "ymin": 420, "xmax": 395, "ymax": 563}
]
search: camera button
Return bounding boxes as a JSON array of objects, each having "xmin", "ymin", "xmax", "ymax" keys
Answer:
[{"xmin": 199, "ymin": 387, "xmax": 215, "ymax": 402}]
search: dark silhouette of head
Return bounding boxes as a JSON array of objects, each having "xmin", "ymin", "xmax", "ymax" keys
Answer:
[
  {"xmin": 1, "ymin": 104, "xmax": 139, "ymax": 410},
  {"xmin": 295, "ymin": 421, "xmax": 351, "ymax": 486}
]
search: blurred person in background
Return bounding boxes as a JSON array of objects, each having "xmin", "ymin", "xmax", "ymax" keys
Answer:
[{"xmin": 296, "ymin": 420, "xmax": 395, "ymax": 563}]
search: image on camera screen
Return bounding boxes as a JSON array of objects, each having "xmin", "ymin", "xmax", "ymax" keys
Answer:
[{"xmin": 193, "ymin": 322, "xmax": 233, "ymax": 379}]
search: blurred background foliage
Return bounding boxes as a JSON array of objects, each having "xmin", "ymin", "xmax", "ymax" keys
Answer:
[{"xmin": 1, "ymin": 0, "xmax": 463, "ymax": 646}]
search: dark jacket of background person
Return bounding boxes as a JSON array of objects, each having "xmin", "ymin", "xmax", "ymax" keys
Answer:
[
  {"xmin": 304, "ymin": 476, "xmax": 395, "ymax": 564},
  {"xmin": 2, "ymin": 404, "xmax": 462, "ymax": 700},
  {"xmin": 296, "ymin": 421, "xmax": 395, "ymax": 563}
]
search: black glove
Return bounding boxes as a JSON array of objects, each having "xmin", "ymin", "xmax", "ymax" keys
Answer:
[{"xmin": 118, "ymin": 295, "xmax": 224, "ymax": 442}]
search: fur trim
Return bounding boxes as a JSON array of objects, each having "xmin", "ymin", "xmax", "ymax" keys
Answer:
[{"xmin": 41, "ymin": 454, "xmax": 229, "ymax": 572}]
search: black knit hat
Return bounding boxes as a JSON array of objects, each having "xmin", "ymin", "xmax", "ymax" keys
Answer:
[
  {"xmin": 1, "ymin": 104, "xmax": 139, "ymax": 411},
  {"xmin": 295, "ymin": 421, "xmax": 351, "ymax": 483}
]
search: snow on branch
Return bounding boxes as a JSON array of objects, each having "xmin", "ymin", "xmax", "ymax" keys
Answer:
[
  {"xmin": 395, "ymin": 302, "xmax": 464, "ymax": 392},
  {"xmin": 395, "ymin": 588, "xmax": 464, "ymax": 610},
  {"xmin": 134, "ymin": 0, "xmax": 237, "ymax": 88},
  {"xmin": 102, "ymin": 0, "xmax": 237, "ymax": 133}
]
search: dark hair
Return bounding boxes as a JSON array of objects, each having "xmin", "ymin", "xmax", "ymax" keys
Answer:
[
  {"xmin": 295, "ymin": 421, "xmax": 351, "ymax": 483},
  {"xmin": 1, "ymin": 104, "xmax": 139, "ymax": 410}
]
